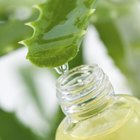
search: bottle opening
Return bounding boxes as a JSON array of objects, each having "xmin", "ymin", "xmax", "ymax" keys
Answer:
[{"xmin": 57, "ymin": 65, "xmax": 102, "ymax": 94}]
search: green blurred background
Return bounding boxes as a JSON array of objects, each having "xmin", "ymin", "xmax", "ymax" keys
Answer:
[{"xmin": 0, "ymin": 0, "xmax": 140, "ymax": 139}]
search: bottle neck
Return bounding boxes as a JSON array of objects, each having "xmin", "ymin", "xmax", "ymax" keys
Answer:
[{"xmin": 56, "ymin": 65, "xmax": 114, "ymax": 122}]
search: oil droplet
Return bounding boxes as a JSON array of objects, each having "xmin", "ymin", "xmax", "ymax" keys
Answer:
[{"xmin": 55, "ymin": 63, "xmax": 69, "ymax": 75}]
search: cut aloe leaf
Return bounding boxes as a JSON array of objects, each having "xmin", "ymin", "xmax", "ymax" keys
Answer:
[{"xmin": 23, "ymin": 0, "xmax": 96, "ymax": 68}]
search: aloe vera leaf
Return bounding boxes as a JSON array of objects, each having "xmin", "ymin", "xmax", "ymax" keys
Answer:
[{"xmin": 23, "ymin": 0, "xmax": 96, "ymax": 68}]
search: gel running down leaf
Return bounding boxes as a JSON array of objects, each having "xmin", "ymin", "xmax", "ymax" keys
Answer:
[{"xmin": 22, "ymin": 0, "xmax": 96, "ymax": 68}]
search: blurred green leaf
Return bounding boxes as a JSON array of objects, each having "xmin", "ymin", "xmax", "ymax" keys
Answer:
[
  {"xmin": 0, "ymin": 20, "xmax": 32, "ymax": 56},
  {"xmin": 0, "ymin": 109, "xmax": 39, "ymax": 140},
  {"xmin": 0, "ymin": 0, "xmax": 43, "ymax": 57},
  {"xmin": 18, "ymin": 67, "xmax": 49, "ymax": 121},
  {"xmin": 0, "ymin": 0, "xmax": 43, "ymax": 6},
  {"xmin": 93, "ymin": 0, "xmax": 140, "ymax": 97},
  {"xmin": 93, "ymin": 19, "xmax": 126, "ymax": 72}
]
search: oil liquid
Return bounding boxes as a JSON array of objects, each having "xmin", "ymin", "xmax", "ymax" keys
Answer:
[{"xmin": 56, "ymin": 95, "xmax": 140, "ymax": 140}]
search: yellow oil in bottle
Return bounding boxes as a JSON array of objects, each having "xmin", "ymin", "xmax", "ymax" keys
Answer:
[
  {"xmin": 56, "ymin": 95, "xmax": 140, "ymax": 140},
  {"xmin": 55, "ymin": 65, "xmax": 140, "ymax": 140}
]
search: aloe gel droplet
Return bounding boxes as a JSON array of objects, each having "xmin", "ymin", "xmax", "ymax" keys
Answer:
[
  {"xmin": 55, "ymin": 63, "xmax": 69, "ymax": 75},
  {"xmin": 55, "ymin": 65, "xmax": 140, "ymax": 140}
]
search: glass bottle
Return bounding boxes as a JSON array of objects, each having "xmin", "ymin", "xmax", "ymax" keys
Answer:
[{"xmin": 56, "ymin": 65, "xmax": 140, "ymax": 140}]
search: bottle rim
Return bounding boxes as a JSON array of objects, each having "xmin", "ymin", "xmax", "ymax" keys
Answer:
[{"xmin": 56, "ymin": 64, "xmax": 100, "ymax": 90}]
